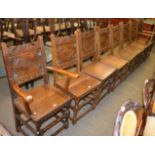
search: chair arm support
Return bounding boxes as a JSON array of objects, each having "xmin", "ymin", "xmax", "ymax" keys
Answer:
[
  {"xmin": 12, "ymin": 83, "xmax": 33, "ymax": 118},
  {"xmin": 12, "ymin": 84, "xmax": 33, "ymax": 103},
  {"xmin": 46, "ymin": 66, "xmax": 79, "ymax": 79},
  {"xmin": 143, "ymin": 30, "xmax": 155, "ymax": 35},
  {"xmin": 46, "ymin": 66, "xmax": 79, "ymax": 92}
]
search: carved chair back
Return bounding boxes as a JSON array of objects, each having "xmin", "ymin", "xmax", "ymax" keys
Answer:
[
  {"xmin": 1, "ymin": 36, "xmax": 49, "ymax": 88},
  {"xmin": 50, "ymin": 33, "xmax": 79, "ymax": 69},
  {"xmin": 77, "ymin": 29, "xmax": 97, "ymax": 62},
  {"xmin": 96, "ymin": 26, "xmax": 111, "ymax": 55},
  {"xmin": 114, "ymin": 100, "xmax": 146, "ymax": 136},
  {"xmin": 112, "ymin": 24, "xmax": 122, "ymax": 48},
  {"xmin": 109, "ymin": 23, "xmax": 123, "ymax": 53},
  {"xmin": 131, "ymin": 20, "xmax": 138, "ymax": 41}
]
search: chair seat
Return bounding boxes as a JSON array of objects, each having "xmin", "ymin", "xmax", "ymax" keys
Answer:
[
  {"xmin": 16, "ymin": 29, "xmax": 35, "ymax": 37},
  {"xmin": 126, "ymin": 43, "xmax": 144, "ymax": 53},
  {"xmin": 3, "ymin": 31, "xmax": 15, "ymax": 39},
  {"xmin": 143, "ymin": 116, "xmax": 155, "ymax": 136},
  {"xmin": 82, "ymin": 61, "xmax": 116, "ymax": 81},
  {"xmin": 114, "ymin": 48, "xmax": 139, "ymax": 61},
  {"xmin": 113, "ymin": 39, "xmax": 147, "ymax": 61},
  {"xmin": 56, "ymin": 72, "xmax": 101, "ymax": 98},
  {"xmin": 14, "ymin": 85, "xmax": 71, "ymax": 122},
  {"xmin": 131, "ymin": 39, "xmax": 148, "ymax": 49},
  {"xmin": 100, "ymin": 55, "xmax": 128, "ymax": 69},
  {"xmin": 36, "ymin": 26, "xmax": 50, "ymax": 34}
]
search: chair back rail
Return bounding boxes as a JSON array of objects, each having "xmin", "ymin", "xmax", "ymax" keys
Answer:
[{"xmin": 1, "ymin": 36, "xmax": 49, "ymax": 86}]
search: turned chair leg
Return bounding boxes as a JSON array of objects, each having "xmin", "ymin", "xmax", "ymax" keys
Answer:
[
  {"xmin": 72, "ymin": 99, "xmax": 79, "ymax": 125},
  {"xmin": 14, "ymin": 108, "xmax": 21, "ymax": 132},
  {"xmin": 64, "ymin": 109, "xmax": 70, "ymax": 129}
]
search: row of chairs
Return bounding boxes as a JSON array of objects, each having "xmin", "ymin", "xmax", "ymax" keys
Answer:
[
  {"xmin": 114, "ymin": 74, "xmax": 155, "ymax": 136},
  {"xmin": 1, "ymin": 20, "xmax": 154, "ymax": 135},
  {"xmin": 0, "ymin": 18, "xmax": 137, "ymax": 45},
  {"xmin": 0, "ymin": 18, "xmax": 101, "ymax": 44}
]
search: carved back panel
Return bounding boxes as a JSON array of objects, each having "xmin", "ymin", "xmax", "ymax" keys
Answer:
[
  {"xmin": 1, "ymin": 37, "xmax": 48, "ymax": 86},
  {"xmin": 137, "ymin": 20, "xmax": 143, "ymax": 33},
  {"xmin": 51, "ymin": 34, "xmax": 79, "ymax": 70},
  {"xmin": 98, "ymin": 27, "xmax": 111, "ymax": 54},
  {"xmin": 123, "ymin": 22, "xmax": 130, "ymax": 42},
  {"xmin": 112, "ymin": 25, "xmax": 121, "ymax": 48},
  {"xmin": 79, "ymin": 29, "xmax": 96, "ymax": 61},
  {"xmin": 131, "ymin": 20, "xmax": 138, "ymax": 40}
]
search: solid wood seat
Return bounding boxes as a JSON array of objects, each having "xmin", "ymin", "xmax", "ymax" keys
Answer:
[
  {"xmin": 82, "ymin": 61, "xmax": 116, "ymax": 81},
  {"xmin": 57, "ymin": 72, "xmax": 100, "ymax": 98},
  {"xmin": 15, "ymin": 85, "xmax": 71, "ymax": 122},
  {"xmin": 100, "ymin": 55, "xmax": 128, "ymax": 69},
  {"xmin": 114, "ymin": 47, "xmax": 140, "ymax": 61}
]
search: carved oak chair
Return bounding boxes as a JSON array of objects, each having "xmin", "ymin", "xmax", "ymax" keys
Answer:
[
  {"xmin": 1, "ymin": 36, "xmax": 78, "ymax": 136},
  {"xmin": 143, "ymin": 79, "xmax": 155, "ymax": 116},
  {"xmin": 114, "ymin": 100, "xmax": 146, "ymax": 136},
  {"xmin": 109, "ymin": 21, "xmax": 152, "ymax": 73},
  {"xmin": 95, "ymin": 26, "xmax": 129, "ymax": 87},
  {"xmin": 76, "ymin": 29, "xmax": 117, "ymax": 99},
  {"xmin": 50, "ymin": 32, "xmax": 102, "ymax": 124},
  {"xmin": 120, "ymin": 20, "xmax": 153, "ymax": 64},
  {"xmin": 110, "ymin": 23, "xmax": 141, "ymax": 63}
]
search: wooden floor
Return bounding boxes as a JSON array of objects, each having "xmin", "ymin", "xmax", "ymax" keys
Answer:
[{"xmin": 0, "ymin": 47, "xmax": 155, "ymax": 136}]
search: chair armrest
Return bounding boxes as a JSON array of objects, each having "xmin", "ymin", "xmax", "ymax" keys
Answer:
[
  {"xmin": 12, "ymin": 84, "xmax": 33, "ymax": 103},
  {"xmin": 46, "ymin": 66, "xmax": 79, "ymax": 92},
  {"xmin": 46, "ymin": 66, "xmax": 79, "ymax": 78}
]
